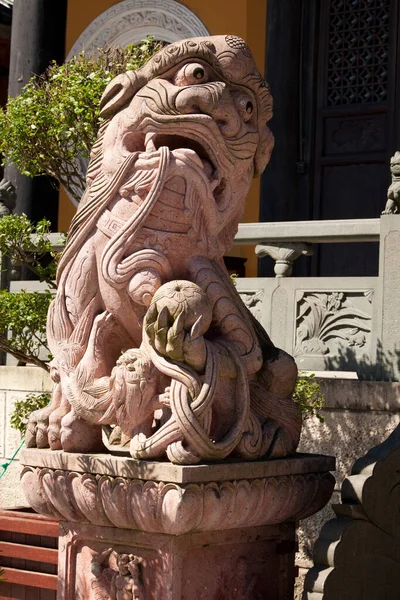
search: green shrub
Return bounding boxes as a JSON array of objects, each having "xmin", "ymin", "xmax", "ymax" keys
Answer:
[
  {"xmin": 0, "ymin": 213, "xmax": 61, "ymax": 285},
  {"xmin": 0, "ymin": 288, "xmax": 52, "ymax": 369},
  {"xmin": 0, "ymin": 214, "xmax": 60, "ymax": 370},
  {"xmin": 0, "ymin": 38, "xmax": 161, "ymax": 203},
  {"xmin": 9, "ymin": 392, "xmax": 51, "ymax": 436},
  {"xmin": 293, "ymin": 372, "xmax": 325, "ymax": 422},
  {"xmin": 0, "ymin": 40, "xmax": 161, "ymax": 369}
]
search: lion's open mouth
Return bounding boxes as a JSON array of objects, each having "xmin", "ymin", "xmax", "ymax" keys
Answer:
[
  {"xmin": 145, "ymin": 132, "xmax": 220, "ymax": 189},
  {"xmin": 121, "ymin": 128, "xmax": 228, "ymax": 204}
]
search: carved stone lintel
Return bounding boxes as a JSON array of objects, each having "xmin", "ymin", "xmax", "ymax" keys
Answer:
[
  {"xmin": 255, "ymin": 243, "xmax": 313, "ymax": 277},
  {"xmin": 67, "ymin": 0, "xmax": 210, "ymax": 59}
]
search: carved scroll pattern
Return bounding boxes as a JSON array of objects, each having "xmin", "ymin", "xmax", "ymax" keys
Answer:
[
  {"xmin": 67, "ymin": 0, "xmax": 210, "ymax": 59},
  {"xmin": 21, "ymin": 466, "xmax": 334, "ymax": 535}
]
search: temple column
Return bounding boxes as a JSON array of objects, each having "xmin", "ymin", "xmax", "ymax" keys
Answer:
[{"xmin": 5, "ymin": 0, "xmax": 67, "ymax": 229}]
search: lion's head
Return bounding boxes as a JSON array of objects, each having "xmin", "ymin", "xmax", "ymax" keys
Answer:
[{"xmin": 59, "ymin": 36, "xmax": 273, "ymax": 277}]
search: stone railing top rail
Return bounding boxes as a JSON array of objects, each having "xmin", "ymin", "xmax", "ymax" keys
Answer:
[
  {"xmin": 43, "ymin": 218, "xmax": 381, "ymax": 252},
  {"xmin": 234, "ymin": 218, "xmax": 381, "ymax": 245},
  {"xmin": 39, "ymin": 233, "xmax": 65, "ymax": 251}
]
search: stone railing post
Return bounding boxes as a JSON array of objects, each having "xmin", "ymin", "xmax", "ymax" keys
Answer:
[
  {"xmin": 256, "ymin": 242, "xmax": 313, "ymax": 277},
  {"xmin": 377, "ymin": 214, "xmax": 400, "ymax": 380}
]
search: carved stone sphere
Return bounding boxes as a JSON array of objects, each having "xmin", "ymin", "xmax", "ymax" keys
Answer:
[{"xmin": 151, "ymin": 280, "xmax": 212, "ymax": 332}]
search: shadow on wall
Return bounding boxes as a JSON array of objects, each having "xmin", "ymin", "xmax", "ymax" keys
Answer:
[{"xmin": 324, "ymin": 339, "xmax": 400, "ymax": 381}]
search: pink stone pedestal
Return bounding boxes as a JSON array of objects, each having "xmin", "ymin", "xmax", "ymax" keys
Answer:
[{"xmin": 20, "ymin": 450, "xmax": 335, "ymax": 600}]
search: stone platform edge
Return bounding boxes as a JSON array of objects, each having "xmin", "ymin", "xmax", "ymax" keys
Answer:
[{"xmin": 21, "ymin": 449, "xmax": 335, "ymax": 484}]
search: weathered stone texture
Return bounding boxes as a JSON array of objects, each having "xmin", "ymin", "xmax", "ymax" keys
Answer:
[
  {"xmin": 26, "ymin": 35, "xmax": 302, "ymax": 467},
  {"xmin": 297, "ymin": 378, "xmax": 400, "ymax": 573},
  {"xmin": 21, "ymin": 452, "xmax": 335, "ymax": 600},
  {"xmin": 18, "ymin": 34, "xmax": 336, "ymax": 599},
  {"xmin": 303, "ymin": 423, "xmax": 400, "ymax": 599}
]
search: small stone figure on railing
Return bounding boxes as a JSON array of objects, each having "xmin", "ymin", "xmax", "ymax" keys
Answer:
[{"xmin": 382, "ymin": 151, "xmax": 400, "ymax": 214}]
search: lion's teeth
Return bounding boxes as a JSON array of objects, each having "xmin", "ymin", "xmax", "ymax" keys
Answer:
[
  {"xmin": 210, "ymin": 178, "xmax": 220, "ymax": 191},
  {"xmin": 145, "ymin": 132, "xmax": 157, "ymax": 152},
  {"xmin": 175, "ymin": 149, "xmax": 203, "ymax": 169}
]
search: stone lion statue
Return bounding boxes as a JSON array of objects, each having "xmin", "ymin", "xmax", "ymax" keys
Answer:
[{"xmin": 27, "ymin": 35, "xmax": 301, "ymax": 464}]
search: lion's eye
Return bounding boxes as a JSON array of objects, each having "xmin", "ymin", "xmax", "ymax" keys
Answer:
[
  {"xmin": 235, "ymin": 93, "xmax": 256, "ymax": 123},
  {"xmin": 173, "ymin": 63, "xmax": 209, "ymax": 86},
  {"xmin": 193, "ymin": 67, "xmax": 205, "ymax": 80}
]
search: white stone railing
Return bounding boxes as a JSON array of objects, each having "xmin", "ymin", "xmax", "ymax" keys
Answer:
[
  {"xmin": 235, "ymin": 218, "xmax": 380, "ymax": 244},
  {"xmin": 234, "ymin": 218, "xmax": 381, "ymax": 277},
  {"xmin": 233, "ymin": 215, "xmax": 399, "ymax": 380},
  {"xmin": 7, "ymin": 215, "xmax": 400, "ymax": 379}
]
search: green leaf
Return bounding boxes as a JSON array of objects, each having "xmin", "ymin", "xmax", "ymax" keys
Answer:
[
  {"xmin": 9, "ymin": 393, "xmax": 51, "ymax": 435},
  {"xmin": 0, "ymin": 38, "xmax": 162, "ymax": 202},
  {"xmin": 293, "ymin": 372, "xmax": 325, "ymax": 422}
]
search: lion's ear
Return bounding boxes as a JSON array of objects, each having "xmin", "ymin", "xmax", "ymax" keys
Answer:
[{"xmin": 99, "ymin": 72, "xmax": 137, "ymax": 118}]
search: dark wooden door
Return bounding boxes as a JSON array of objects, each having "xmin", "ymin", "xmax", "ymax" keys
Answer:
[{"xmin": 260, "ymin": 0, "xmax": 400, "ymax": 277}]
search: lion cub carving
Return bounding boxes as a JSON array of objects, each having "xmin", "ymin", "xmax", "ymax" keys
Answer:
[{"xmin": 27, "ymin": 35, "xmax": 301, "ymax": 464}]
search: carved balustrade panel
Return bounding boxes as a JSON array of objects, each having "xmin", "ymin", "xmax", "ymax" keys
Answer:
[{"xmin": 237, "ymin": 276, "xmax": 378, "ymax": 375}]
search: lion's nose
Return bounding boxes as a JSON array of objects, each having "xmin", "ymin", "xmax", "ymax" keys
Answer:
[{"xmin": 174, "ymin": 83, "xmax": 242, "ymax": 138}]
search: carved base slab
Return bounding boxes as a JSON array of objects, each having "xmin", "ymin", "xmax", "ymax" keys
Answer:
[
  {"xmin": 59, "ymin": 521, "xmax": 297, "ymax": 600},
  {"xmin": 21, "ymin": 450, "xmax": 335, "ymax": 534},
  {"xmin": 20, "ymin": 450, "xmax": 335, "ymax": 598}
]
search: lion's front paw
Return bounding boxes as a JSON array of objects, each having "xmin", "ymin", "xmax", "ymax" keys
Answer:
[
  {"xmin": 25, "ymin": 404, "xmax": 55, "ymax": 449},
  {"xmin": 144, "ymin": 280, "xmax": 212, "ymax": 372},
  {"xmin": 25, "ymin": 383, "xmax": 65, "ymax": 450}
]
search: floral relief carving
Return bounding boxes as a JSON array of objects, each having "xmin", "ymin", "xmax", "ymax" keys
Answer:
[
  {"xmin": 295, "ymin": 291, "xmax": 372, "ymax": 357},
  {"xmin": 330, "ymin": 119, "xmax": 382, "ymax": 152}
]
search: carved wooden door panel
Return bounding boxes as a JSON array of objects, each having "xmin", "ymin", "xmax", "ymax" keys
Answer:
[
  {"xmin": 260, "ymin": 0, "xmax": 400, "ymax": 277},
  {"xmin": 312, "ymin": 0, "xmax": 399, "ymax": 276}
]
